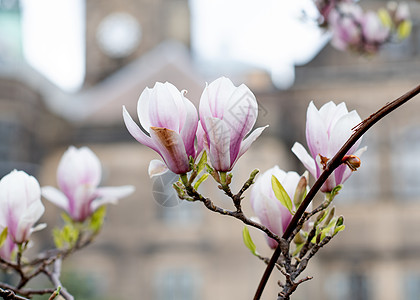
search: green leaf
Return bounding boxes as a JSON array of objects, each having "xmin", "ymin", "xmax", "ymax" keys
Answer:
[
  {"xmin": 398, "ymin": 20, "xmax": 412, "ymax": 40},
  {"xmin": 89, "ymin": 206, "xmax": 107, "ymax": 232},
  {"xmin": 0, "ymin": 227, "xmax": 8, "ymax": 248},
  {"xmin": 196, "ymin": 151, "xmax": 207, "ymax": 174},
  {"xmin": 271, "ymin": 175, "xmax": 293, "ymax": 214},
  {"xmin": 378, "ymin": 8, "xmax": 392, "ymax": 29},
  {"xmin": 292, "ymin": 242, "xmax": 304, "ymax": 257},
  {"xmin": 53, "ymin": 227, "xmax": 64, "ymax": 249},
  {"xmin": 194, "ymin": 173, "xmax": 209, "ymax": 190},
  {"xmin": 61, "ymin": 213, "xmax": 73, "ymax": 225},
  {"xmin": 333, "ymin": 225, "xmax": 345, "ymax": 236},
  {"xmin": 330, "ymin": 185, "xmax": 342, "ymax": 198},
  {"xmin": 242, "ymin": 227, "xmax": 258, "ymax": 256},
  {"xmin": 293, "ymin": 173, "xmax": 308, "ymax": 208}
]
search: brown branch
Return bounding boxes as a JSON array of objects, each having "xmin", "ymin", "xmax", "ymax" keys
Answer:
[
  {"xmin": 254, "ymin": 83, "xmax": 420, "ymax": 300},
  {"xmin": 182, "ymin": 170, "xmax": 283, "ymax": 244}
]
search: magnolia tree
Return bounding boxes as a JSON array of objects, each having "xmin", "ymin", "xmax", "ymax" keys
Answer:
[{"xmin": 0, "ymin": 0, "xmax": 418, "ymax": 299}]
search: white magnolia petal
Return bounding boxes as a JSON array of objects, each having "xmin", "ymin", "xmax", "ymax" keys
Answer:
[
  {"xmin": 91, "ymin": 186, "xmax": 135, "ymax": 212},
  {"xmin": 291, "ymin": 142, "xmax": 317, "ymax": 178},
  {"xmin": 123, "ymin": 105, "xmax": 159, "ymax": 152},
  {"xmin": 41, "ymin": 186, "xmax": 69, "ymax": 211},
  {"xmin": 148, "ymin": 160, "xmax": 169, "ymax": 178}
]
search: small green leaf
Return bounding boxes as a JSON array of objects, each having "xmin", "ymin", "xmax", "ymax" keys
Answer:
[
  {"xmin": 242, "ymin": 227, "xmax": 258, "ymax": 256},
  {"xmin": 398, "ymin": 20, "xmax": 412, "ymax": 40},
  {"xmin": 271, "ymin": 175, "xmax": 293, "ymax": 214},
  {"xmin": 330, "ymin": 185, "xmax": 342, "ymax": 198},
  {"xmin": 61, "ymin": 213, "xmax": 73, "ymax": 225},
  {"xmin": 335, "ymin": 216, "xmax": 344, "ymax": 227},
  {"xmin": 53, "ymin": 228, "xmax": 64, "ymax": 249},
  {"xmin": 334, "ymin": 225, "xmax": 346, "ymax": 236},
  {"xmin": 89, "ymin": 206, "xmax": 107, "ymax": 232},
  {"xmin": 194, "ymin": 173, "xmax": 209, "ymax": 190},
  {"xmin": 0, "ymin": 227, "xmax": 8, "ymax": 248},
  {"xmin": 292, "ymin": 242, "xmax": 304, "ymax": 257},
  {"xmin": 293, "ymin": 173, "xmax": 308, "ymax": 208},
  {"xmin": 196, "ymin": 151, "xmax": 207, "ymax": 174},
  {"xmin": 378, "ymin": 8, "xmax": 392, "ymax": 29}
]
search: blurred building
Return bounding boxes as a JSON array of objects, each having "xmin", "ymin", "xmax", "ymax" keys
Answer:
[{"xmin": 1, "ymin": 0, "xmax": 420, "ymax": 300}]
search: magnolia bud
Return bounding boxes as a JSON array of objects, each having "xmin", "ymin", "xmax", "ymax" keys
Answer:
[{"xmin": 342, "ymin": 155, "xmax": 361, "ymax": 171}]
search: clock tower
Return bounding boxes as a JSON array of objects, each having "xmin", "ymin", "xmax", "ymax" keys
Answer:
[{"xmin": 84, "ymin": 0, "xmax": 190, "ymax": 87}]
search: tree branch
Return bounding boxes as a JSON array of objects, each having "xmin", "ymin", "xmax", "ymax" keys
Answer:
[{"xmin": 253, "ymin": 83, "xmax": 420, "ymax": 300}]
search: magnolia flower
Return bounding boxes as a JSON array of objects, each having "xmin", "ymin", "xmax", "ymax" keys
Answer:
[
  {"xmin": 199, "ymin": 77, "xmax": 267, "ymax": 172},
  {"xmin": 250, "ymin": 166, "xmax": 306, "ymax": 249},
  {"xmin": 0, "ymin": 170, "xmax": 45, "ymax": 244},
  {"xmin": 42, "ymin": 146, "xmax": 135, "ymax": 222},
  {"xmin": 292, "ymin": 101, "xmax": 366, "ymax": 193},
  {"xmin": 123, "ymin": 82, "xmax": 199, "ymax": 174},
  {"xmin": 329, "ymin": 3, "xmax": 389, "ymax": 54}
]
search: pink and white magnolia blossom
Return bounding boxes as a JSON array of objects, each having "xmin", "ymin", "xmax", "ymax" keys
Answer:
[
  {"xmin": 329, "ymin": 3, "xmax": 389, "ymax": 54},
  {"xmin": 292, "ymin": 101, "xmax": 367, "ymax": 193},
  {"xmin": 42, "ymin": 146, "xmax": 135, "ymax": 222},
  {"xmin": 0, "ymin": 170, "xmax": 45, "ymax": 244},
  {"xmin": 250, "ymin": 166, "xmax": 305, "ymax": 249},
  {"xmin": 199, "ymin": 77, "xmax": 267, "ymax": 172},
  {"xmin": 123, "ymin": 82, "xmax": 199, "ymax": 174}
]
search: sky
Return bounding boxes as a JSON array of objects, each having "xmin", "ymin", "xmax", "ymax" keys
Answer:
[
  {"xmin": 19, "ymin": 0, "xmax": 328, "ymax": 92},
  {"xmin": 20, "ymin": 0, "xmax": 85, "ymax": 93},
  {"xmin": 190, "ymin": 0, "xmax": 329, "ymax": 89}
]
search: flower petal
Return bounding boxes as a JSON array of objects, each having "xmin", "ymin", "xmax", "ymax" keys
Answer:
[
  {"xmin": 306, "ymin": 101, "xmax": 329, "ymax": 159},
  {"xmin": 91, "ymin": 186, "xmax": 135, "ymax": 212},
  {"xmin": 234, "ymin": 125, "xmax": 268, "ymax": 165},
  {"xmin": 148, "ymin": 82, "xmax": 181, "ymax": 131},
  {"xmin": 291, "ymin": 142, "xmax": 316, "ymax": 178},
  {"xmin": 148, "ymin": 159, "xmax": 169, "ymax": 178},
  {"xmin": 149, "ymin": 127, "xmax": 190, "ymax": 174},
  {"xmin": 123, "ymin": 105, "xmax": 159, "ymax": 152},
  {"xmin": 203, "ymin": 117, "xmax": 231, "ymax": 171},
  {"xmin": 225, "ymin": 84, "xmax": 258, "ymax": 163},
  {"xmin": 41, "ymin": 186, "xmax": 69, "ymax": 211},
  {"xmin": 137, "ymin": 87, "xmax": 152, "ymax": 133},
  {"xmin": 179, "ymin": 91, "xmax": 198, "ymax": 158}
]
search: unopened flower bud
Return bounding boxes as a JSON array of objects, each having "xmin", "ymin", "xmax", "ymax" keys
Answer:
[{"xmin": 342, "ymin": 155, "xmax": 361, "ymax": 171}]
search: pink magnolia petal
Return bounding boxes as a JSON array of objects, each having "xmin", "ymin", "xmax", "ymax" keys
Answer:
[
  {"xmin": 306, "ymin": 101, "xmax": 329, "ymax": 159},
  {"xmin": 148, "ymin": 82, "xmax": 181, "ymax": 131},
  {"xmin": 291, "ymin": 142, "xmax": 317, "ymax": 178},
  {"xmin": 328, "ymin": 110, "xmax": 362, "ymax": 157},
  {"xmin": 57, "ymin": 146, "xmax": 102, "ymax": 202},
  {"xmin": 137, "ymin": 87, "xmax": 152, "ymax": 132},
  {"xmin": 91, "ymin": 186, "xmax": 135, "ymax": 212},
  {"xmin": 225, "ymin": 84, "xmax": 258, "ymax": 162},
  {"xmin": 123, "ymin": 105, "xmax": 159, "ymax": 153},
  {"xmin": 235, "ymin": 126, "xmax": 268, "ymax": 166},
  {"xmin": 41, "ymin": 186, "xmax": 69, "ymax": 211},
  {"xmin": 195, "ymin": 122, "xmax": 206, "ymax": 156},
  {"xmin": 204, "ymin": 117, "xmax": 231, "ymax": 172},
  {"xmin": 179, "ymin": 91, "xmax": 198, "ymax": 158},
  {"xmin": 148, "ymin": 159, "xmax": 169, "ymax": 178},
  {"xmin": 15, "ymin": 200, "xmax": 45, "ymax": 243},
  {"xmin": 149, "ymin": 127, "xmax": 190, "ymax": 174}
]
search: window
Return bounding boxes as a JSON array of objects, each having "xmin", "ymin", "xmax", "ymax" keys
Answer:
[
  {"xmin": 391, "ymin": 126, "xmax": 420, "ymax": 198},
  {"xmin": 325, "ymin": 271, "xmax": 371, "ymax": 300},
  {"xmin": 404, "ymin": 272, "xmax": 420, "ymax": 300},
  {"xmin": 335, "ymin": 133, "xmax": 380, "ymax": 202},
  {"xmin": 155, "ymin": 268, "xmax": 200, "ymax": 300},
  {"xmin": 152, "ymin": 170, "xmax": 202, "ymax": 225}
]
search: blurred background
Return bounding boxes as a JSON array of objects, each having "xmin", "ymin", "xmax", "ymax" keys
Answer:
[{"xmin": 0, "ymin": 0, "xmax": 420, "ymax": 299}]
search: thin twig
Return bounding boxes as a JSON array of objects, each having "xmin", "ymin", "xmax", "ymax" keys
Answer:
[{"xmin": 254, "ymin": 83, "xmax": 420, "ymax": 300}]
